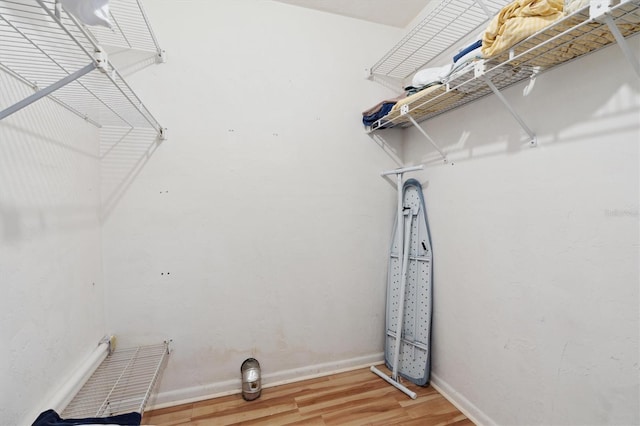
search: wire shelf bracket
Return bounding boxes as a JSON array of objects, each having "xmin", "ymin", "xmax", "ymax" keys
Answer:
[
  {"xmin": 475, "ymin": 63, "xmax": 537, "ymax": 147},
  {"xmin": 593, "ymin": 0, "xmax": 640, "ymax": 78},
  {"xmin": 401, "ymin": 107, "xmax": 451, "ymax": 162}
]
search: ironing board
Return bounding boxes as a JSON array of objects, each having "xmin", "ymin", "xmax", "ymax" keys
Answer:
[{"xmin": 384, "ymin": 178, "xmax": 433, "ymax": 386}]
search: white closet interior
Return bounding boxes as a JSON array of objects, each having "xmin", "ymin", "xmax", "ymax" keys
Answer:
[{"xmin": 1, "ymin": 0, "xmax": 637, "ymax": 424}]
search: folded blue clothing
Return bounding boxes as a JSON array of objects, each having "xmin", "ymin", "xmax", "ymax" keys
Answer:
[
  {"xmin": 362, "ymin": 102, "xmax": 395, "ymax": 126},
  {"xmin": 32, "ymin": 409, "xmax": 142, "ymax": 426},
  {"xmin": 453, "ymin": 40, "xmax": 482, "ymax": 63}
]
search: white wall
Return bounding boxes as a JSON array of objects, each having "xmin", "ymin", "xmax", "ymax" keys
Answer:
[
  {"xmin": 101, "ymin": 0, "xmax": 404, "ymax": 405},
  {"xmin": 1, "ymin": 1, "xmax": 636, "ymax": 423},
  {"xmin": 0, "ymin": 72, "xmax": 105, "ymax": 424},
  {"xmin": 403, "ymin": 38, "xmax": 640, "ymax": 425}
]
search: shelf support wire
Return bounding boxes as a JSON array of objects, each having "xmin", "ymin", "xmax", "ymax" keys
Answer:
[
  {"xmin": 0, "ymin": 63, "xmax": 96, "ymax": 121},
  {"xmin": 104, "ymin": 67, "xmax": 163, "ymax": 133},
  {"xmin": 479, "ymin": 74, "xmax": 537, "ymax": 146},
  {"xmin": 404, "ymin": 113, "xmax": 449, "ymax": 163},
  {"xmin": 135, "ymin": 0, "xmax": 165, "ymax": 61},
  {"xmin": 600, "ymin": 15, "xmax": 640, "ymax": 78},
  {"xmin": 473, "ymin": 0, "xmax": 493, "ymax": 19}
]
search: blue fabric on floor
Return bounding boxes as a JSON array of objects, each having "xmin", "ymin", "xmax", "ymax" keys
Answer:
[{"xmin": 32, "ymin": 409, "xmax": 141, "ymax": 426}]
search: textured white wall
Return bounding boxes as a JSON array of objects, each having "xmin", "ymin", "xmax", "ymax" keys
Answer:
[
  {"xmin": 0, "ymin": 72, "xmax": 105, "ymax": 424},
  {"xmin": 101, "ymin": 0, "xmax": 403, "ymax": 405},
  {"xmin": 2, "ymin": 1, "xmax": 636, "ymax": 422},
  {"xmin": 403, "ymin": 38, "xmax": 640, "ymax": 425}
]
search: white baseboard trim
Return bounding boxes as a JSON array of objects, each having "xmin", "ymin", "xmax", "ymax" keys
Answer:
[
  {"xmin": 430, "ymin": 372, "xmax": 495, "ymax": 426},
  {"xmin": 147, "ymin": 352, "xmax": 384, "ymax": 411}
]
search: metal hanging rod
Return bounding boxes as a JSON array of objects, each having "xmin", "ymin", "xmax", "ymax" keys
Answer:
[
  {"xmin": 381, "ymin": 165, "xmax": 425, "ymax": 176},
  {"xmin": 0, "ymin": 62, "xmax": 96, "ymax": 120}
]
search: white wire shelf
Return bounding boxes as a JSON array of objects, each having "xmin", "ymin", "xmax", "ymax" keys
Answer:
[
  {"xmin": 0, "ymin": 0, "xmax": 164, "ymax": 134},
  {"xmin": 62, "ymin": 342, "xmax": 171, "ymax": 418},
  {"xmin": 370, "ymin": 0, "xmax": 511, "ymax": 83},
  {"xmin": 90, "ymin": 0, "xmax": 163, "ymax": 57},
  {"xmin": 368, "ymin": 1, "xmax": 640, "ymax": 131}
]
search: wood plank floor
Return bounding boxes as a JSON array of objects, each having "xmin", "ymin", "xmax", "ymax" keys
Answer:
[{"xmin": 143, "ymin": 365, "xmax": 473, "ymax": 426}]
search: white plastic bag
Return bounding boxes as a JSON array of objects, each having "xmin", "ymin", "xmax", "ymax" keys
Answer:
[{"xmin": 60, "ymin": 0, "xmax": 112, "ymax": 28}]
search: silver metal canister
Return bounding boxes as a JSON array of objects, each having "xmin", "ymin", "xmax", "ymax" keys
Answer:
[{"xmin": 241, "ymin": 358, "xmax": 261, "ymax": 401}]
